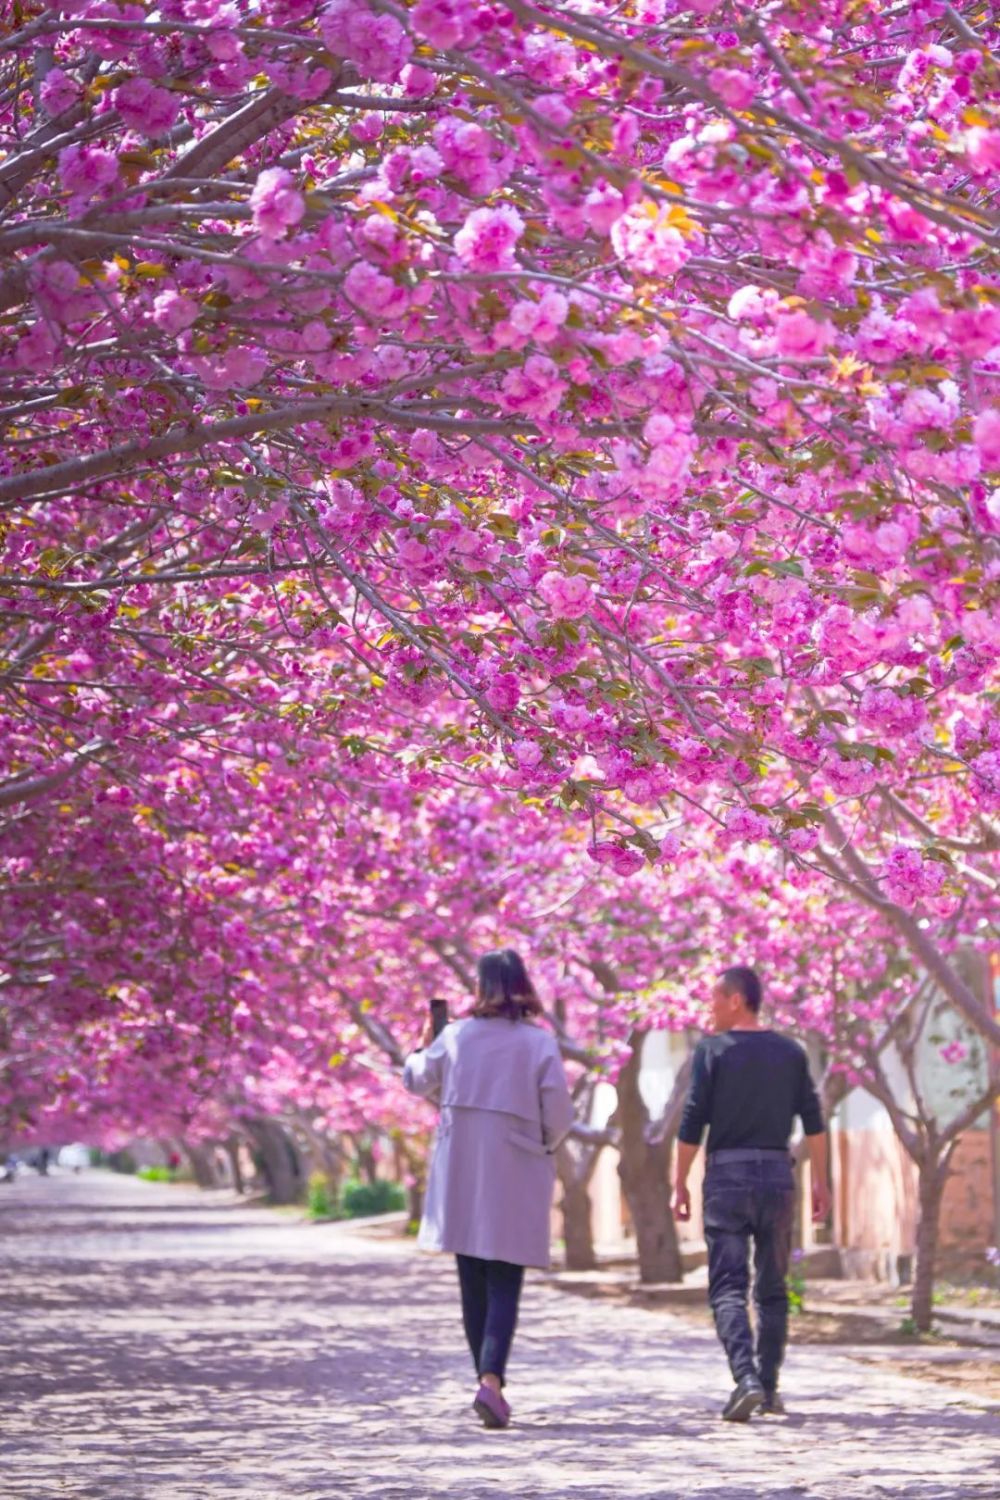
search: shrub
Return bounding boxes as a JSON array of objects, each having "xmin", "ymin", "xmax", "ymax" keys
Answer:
[
  {"xmin": 307, "ymin": 1171, "xmax": 339, "ymax": 1220},
  {"xmin": 339, "ymin": 1178, "xmax": 405, "ymax": 1218},
  {"xmin": 137, "ymin": 1165, "xmax": 174, "ymax": 1182}
]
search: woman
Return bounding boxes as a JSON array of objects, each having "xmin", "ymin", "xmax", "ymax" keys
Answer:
[{"xmin": 403, "ymin": 948, "xmax": 575, "ymax": 1430}]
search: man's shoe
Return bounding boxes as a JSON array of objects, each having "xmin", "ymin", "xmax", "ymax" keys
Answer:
[
  {"xmin": 473, "ymin": 1383, "xmax": 511, "ymax": 1430},
  {"xmin": 760, "ymin": 1390, "xmax": 787, "ymax": 1416},
  {"xmin": 721, "ymin": 1374, "xmax": 765, "ymax": 1422}
]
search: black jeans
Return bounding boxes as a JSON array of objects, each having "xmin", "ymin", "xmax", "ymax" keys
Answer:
[
  {"xmin": 703, "ymin": 1151, "xmax": 795, "ymax": 1392},
  {"xmin": 455, "ymin": 1255, "xmax": 525, "ymax": 1386}
]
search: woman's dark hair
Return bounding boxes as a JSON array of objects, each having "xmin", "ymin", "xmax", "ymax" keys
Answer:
[
  {"xmin": 720, "ymin": 965, "xmax": 763, "ymax": 1015},
  {"xmin": 473, "ymin": 949, "xmax": 543, "ymax": 1021}
]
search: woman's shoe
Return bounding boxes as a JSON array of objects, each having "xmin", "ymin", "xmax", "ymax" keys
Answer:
[{"xmin": 473, "ymin": 1383, "xmax": 511, "ymax": 1429}]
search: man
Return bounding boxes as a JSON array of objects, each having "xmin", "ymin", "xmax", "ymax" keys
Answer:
[{"xmin": 673, "ymin": 966, "xmax": 831, "ymax": 1422}]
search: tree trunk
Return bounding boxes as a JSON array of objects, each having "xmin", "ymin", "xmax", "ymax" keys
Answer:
[
  {"xmin": 558, "ymin": 1165, "xmax": 597, "ymax": 1271},
  {"xmin": 183, "ymin": 1141, "xmax": 222, "ymax": 1189},
  {"xmin": 393, "ymin": 1134, "xmax": 426, "ymax": 1230},
  {"xmin": 245, "ymin": 1117, "xmax": 305, "ymax": 1205},
  {"xmin": 352, "ymin": 1134, "xmax": 378, "ymax": 1185},
  {"xmin": 225, "ymin": 1133, "xmax": 245, "ymax": 1195},
  {"xmin": 616, "ymin": 1033, "xmax": 683, "ymax": 1283},
  {"xmin": 911, "ymin": 1155, "xmax": 946, "ymax": 1332}
]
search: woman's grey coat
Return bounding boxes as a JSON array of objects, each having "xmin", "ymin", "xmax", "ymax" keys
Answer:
[{"xmin": 403, "ymin": 1017, "xmax": 576, "ymax": 1269}]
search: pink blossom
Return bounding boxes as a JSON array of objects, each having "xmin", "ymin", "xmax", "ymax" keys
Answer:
[
  {"xmin": 352, "ymin": 114, "xmax": 384, "ymax": 145},
  {"xmin": 795, "ymin": 236, "xmax": 858, "ymax": 298},
  {"xmin": 500, "ymin": 354, "xmax": 567, "ymax": 419},
  {"xmin": 454, "ymin": 204, "xmax": 524, "ymax": 270},
  {"xmin": 206, "ymin": 29, "xmax": 242, "ymax": 62},
  {"xmin": 713, "ymin": 69, "xmax": 756, "ymax": 108},
  {"xmin": 855, "ymin": 307, "xmax": 912, "ymax": 364},
  {"xmin": 343, "ymin": 262, "xmax": 408, "ymax": 321},
  {"xmin": 774, "ymin": 310, "xmax": 834, "ymax": 358},
  {"xmin": 189, "ymin": 346, "xmax": 268, "ymax": 390},
  {"xmin": 433, "ymin": 119, "xmax": 505, "ymax": 195},
  {"xmin": 152, "ymin": 290, "xmax": 199, "ymax": 335},
  {"xmin": 513, "ymin": 739, "xmax": 542, "ymax": 770},
  {"xmin": 610, "ymin": 201, "xmax": 692, "ymax": 275},
  {"xmin": 973, "ymin": 408, "xmax": 1000, "ymax": 470},
  {"xmin": 522, "ymin": 33, "xmax": 577, "ymax": 83},
  {"xmin": 266, "ymin": 61, "xmax": 332, "ymax": 102},
  {"xmin": 15, "ymin": 321, "xmax": 57, "ymax": 373},
  {"xmin": 587, "ymin": 842, "xmax": 645, "ymax": 877},
  {"xmin": 659, "ymin": 832, "xmax": 681, "ymax": 862},
  {"xmin": 881, "ymin": 846, "xmax": 946, "ymax": 907},
  {"xmin": 970, "ymin": 751, "xmax": 1000, "ymax": 809},
  {"xmin": 728, "ymin": 285, "xmax": 775, "ymax": 322},
  {"xmin": 410, "ymin": 0, "xmax": 472, "ymax": 49},
  {"xmin": 724, "ymin": 807, "xmax": 771, "ymax": 842},
  {"xmin": 249, "ymin": 168, "xmax": 305, "ymax": 239},
  {"xmin": 113, "ymin": 78, "xmax": 180, "ymax": 137},
  {"xmin": 506, "ymin": 290, "xmax": 569, "ymax": 344},
  {"xmin": 484, "ymin": 673, "xmax": 521, "ymax": 714},
  {"xmin": 858, "ymin": 686, "xmax": 926, "ymax": 737},
  {"xmin": 537, "ymin": 571, "xmax": 593, "ymax": 620},
  {"xmin": 612, "ymin": 114, "xmax": 640, "ymax": 158},
  {"xmin": 939, "ymin": 1040, "xmax": 969, "ymax": 1064},
  {"xmin": 320, "ymin": 0, "xmax": 412, "ymax": 83},
  {"xmin": 820, "ymin": 752, "xmax": 877, "ymax": 798},
  {"xmin": 950, "ymin": 305, "xmax": 1000, "ymax": 357},
  {"xmin": 964, "ymin": 127, "xmax": 1000, "ymax": 174},
  {"xmin": 58, "ymin": 144, "xmax": 119, "ymax": 198},
  {"xmin": 395, "ymin": 537, "xmax": 435, "ymax": 575},
  {"xmin": 900, "ymin": 288, "xmax": 948, "ymax": 337},
  {"xmin": 400, "ymin": 63, "xmax": 438, "ymax": 98},
  {"xmin": 40, "ymin": 67, "xmax": 80, "ymax": 116},
  {"xmin": 583, "ymin": 181, "xmax": 626, "ymax": 234}
]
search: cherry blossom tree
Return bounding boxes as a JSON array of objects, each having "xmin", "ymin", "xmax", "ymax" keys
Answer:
[{"xmin": 1, "ymin": 1, "xmax": 998, "ymax": 1290}]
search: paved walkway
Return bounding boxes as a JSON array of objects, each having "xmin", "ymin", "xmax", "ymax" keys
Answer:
[{"xmin": 1, "ymin": 1173, "xmax": 997, "ymax": 1500}]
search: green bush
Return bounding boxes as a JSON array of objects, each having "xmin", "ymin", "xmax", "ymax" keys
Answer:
[
  {"xmin": 787, "ymin": 1255, "xmax": 806, "ymax": 1315},
  {"xmin": 137, "ymin": 1165, "xmax": 175, "ymax": 1183},
  {"xmin": 307, "ymin": 1171, "xmax": 340, "ymax": 1220},
  {"xmin": 339, "ymin": 1178, "xmax": 405, "ymax": 1218}
]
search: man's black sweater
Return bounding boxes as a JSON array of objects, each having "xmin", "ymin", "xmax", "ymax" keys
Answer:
[{"xmin": 677, "ymin": 1029, "xmax": 824, "ymax": 1153}]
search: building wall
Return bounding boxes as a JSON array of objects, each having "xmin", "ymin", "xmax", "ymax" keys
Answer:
[{"xmin": 938, "ymin": 1127, "xmax": 994, "ymax": 1275}]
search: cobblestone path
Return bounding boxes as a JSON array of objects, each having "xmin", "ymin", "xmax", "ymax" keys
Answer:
[{"xmin": 1, "ymin": 1172, "xmax": 997, "ymax": 1499}]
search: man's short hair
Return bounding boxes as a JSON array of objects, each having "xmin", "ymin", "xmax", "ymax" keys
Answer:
[{"xmin": 720, "ymin": 965, "xmax": 762, "ymax": 1014}]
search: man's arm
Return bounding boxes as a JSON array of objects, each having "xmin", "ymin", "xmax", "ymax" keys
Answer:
[
  {"xmin": 672, "ymin": 1139, "xmax": 699, "ymax": 1221},
  {"xmin": 796, "ymin": 1051, "xmax": 831, "ymax": 1223},
  {"xmin": 672, "ymin": 1042, "xmax": 711, "ymax": 1221},
  {"xmin": 806, "ymin": 1130, "xmax": 831, "ymax": 1224}
]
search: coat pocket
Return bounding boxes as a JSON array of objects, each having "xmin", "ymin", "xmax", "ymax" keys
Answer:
[{"xmin": 507, "ymin": 1128, "xmax": 550, "ymax": 1158}]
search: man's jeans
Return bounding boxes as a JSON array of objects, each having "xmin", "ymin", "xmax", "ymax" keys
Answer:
[{"xmin": 703, "ymin": 1150, "xmax": 795, "ymax": 1391}]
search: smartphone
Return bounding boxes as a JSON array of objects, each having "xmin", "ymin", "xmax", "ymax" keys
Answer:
[{"xmin": 429, "ymin": 997, "xmax": 449, "ymax": 1038}]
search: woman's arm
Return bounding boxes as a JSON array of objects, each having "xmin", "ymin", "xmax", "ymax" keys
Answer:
[
  {"xmin": 402, "ymin": 1032, "xmax": 447, "ymax": 1102},
  {"xmin": 539, "ymin": 1040, "xmax": 576, "ymax": 1152}
]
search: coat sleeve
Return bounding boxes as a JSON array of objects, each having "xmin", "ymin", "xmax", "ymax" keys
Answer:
[
  {"xmin": 538, "ymin": 1039, "xmax": 576, "ymax": 1152},
  {"xmin": 402, "ymin": 1034, "xmax": 447, "ymax": 1104}
]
